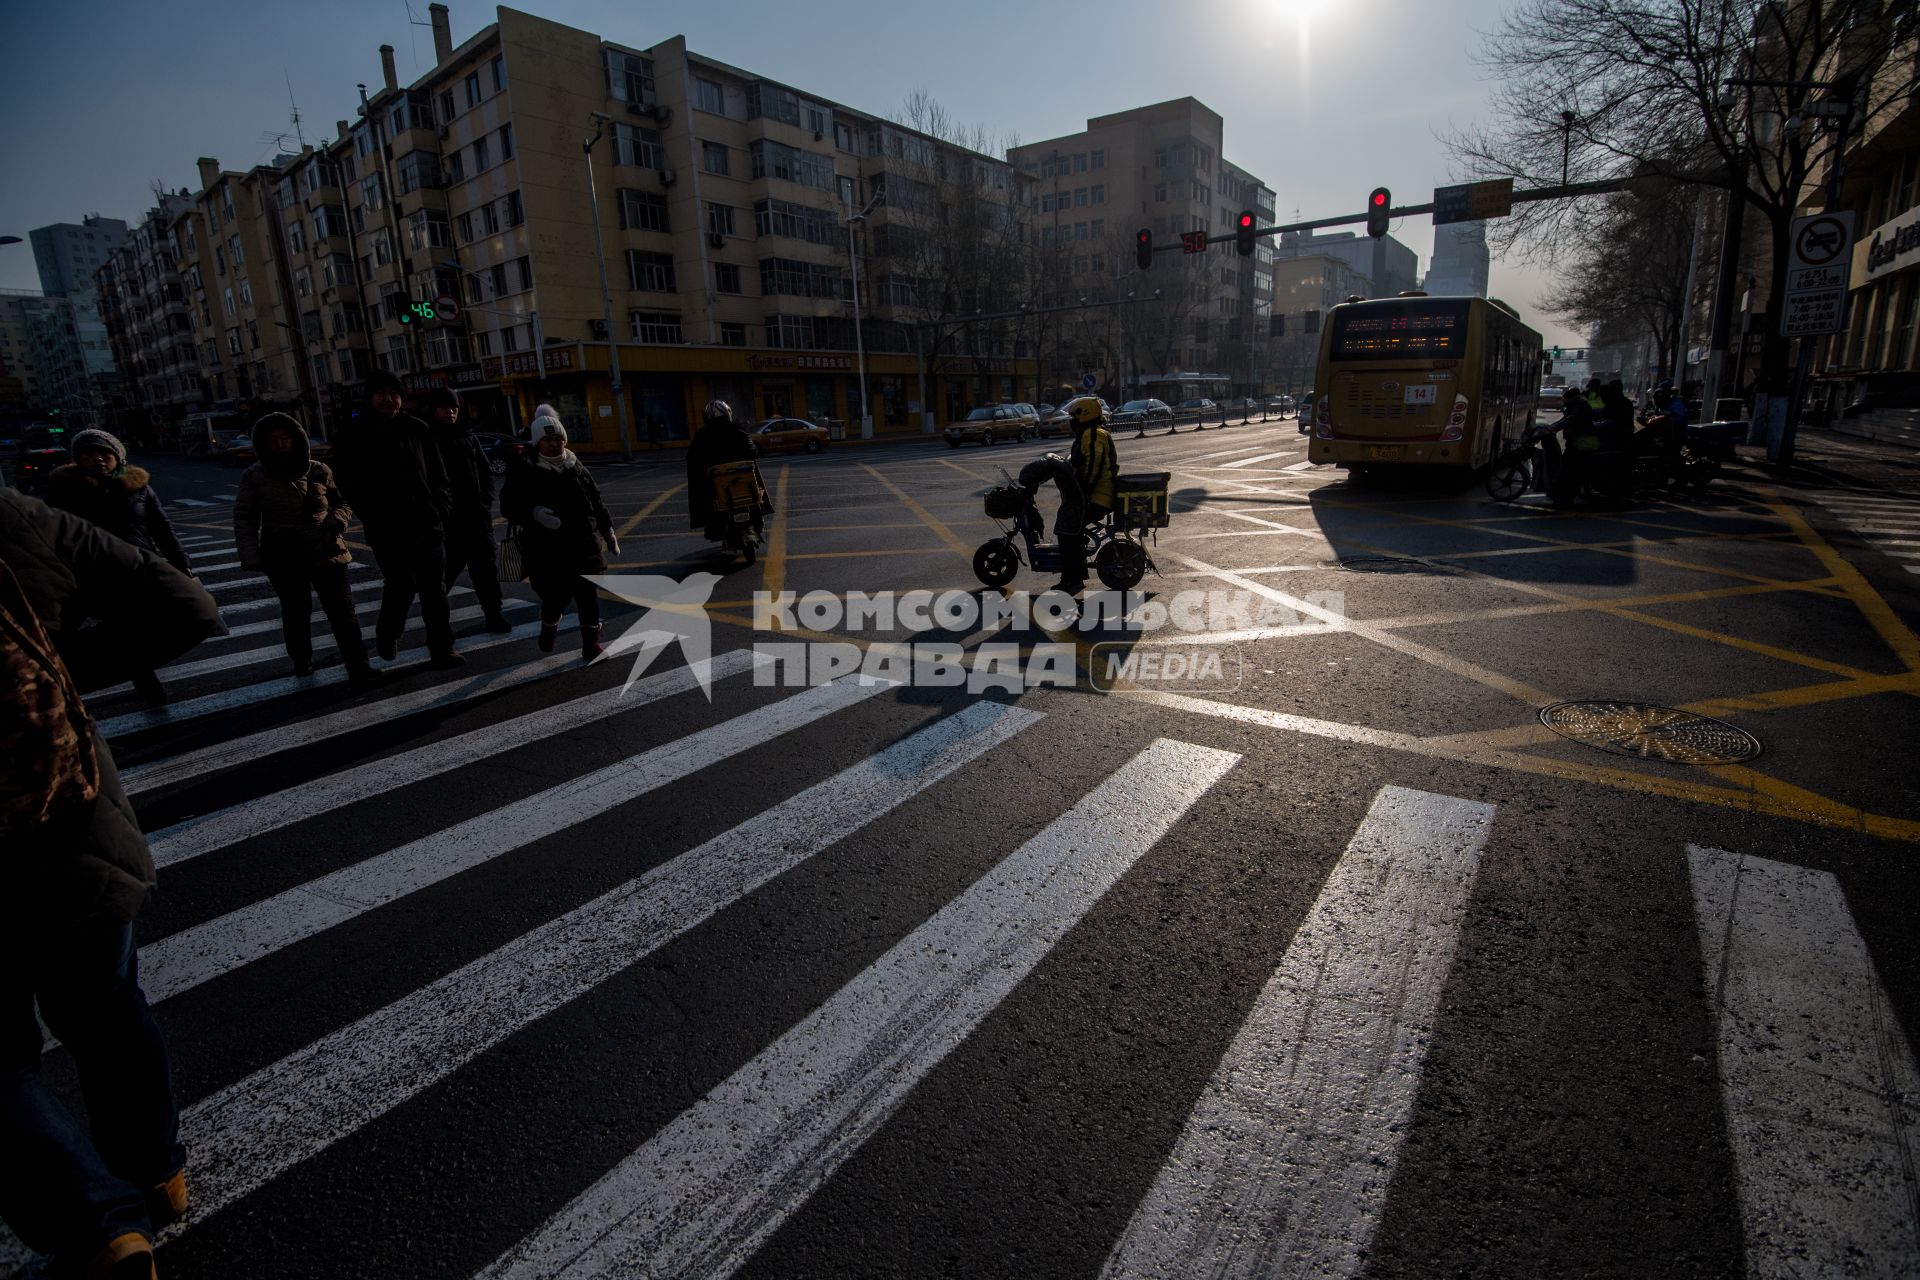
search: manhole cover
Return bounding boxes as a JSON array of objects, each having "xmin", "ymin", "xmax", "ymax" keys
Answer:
[
  {"xmin": 1538, "ymin": 701, "xmax": 1762, "ymax": 765},
  {"xmin": 1340, "ymin": 556, "xmax": 1456, "ymax": 574}
]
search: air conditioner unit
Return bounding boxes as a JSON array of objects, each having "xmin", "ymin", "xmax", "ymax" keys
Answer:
[
  {"xmin": 707, "ymin": 232, "xmax": 725, "ymax": 249},
  {"xmin": 813, "ymin": 131, "xmax": 824, "ymax": 142},
  {"xmin": 589, "ymin": 318, "xmax": 608, "ymax": 337},
  {"xmin": 626, "ymin": 102, "xmax": 647, "ymax": 116},
  {"xmin": 438, "ymin": 126, "xmax": 450, "ymax": 140},
  {"xmin": 651, "ymin": 105, "xmax": 673, "ymax": 125},
  {"xmin": 659, "ymin": 168, "xmax": 677, "ymax": 186}
]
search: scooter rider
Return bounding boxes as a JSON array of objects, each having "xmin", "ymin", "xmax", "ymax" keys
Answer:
[
  {"xmin": 686, "ymin": 399, "xmax": 763, "ymax": 541},
  {"xmin": 1058, "ymin": 396, "xmax": 1118, "ymax": 593}
]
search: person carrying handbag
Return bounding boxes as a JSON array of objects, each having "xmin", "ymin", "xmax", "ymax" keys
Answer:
[{"xmin": 499, "ymin": 405, "xmax": 618, "ymax": 661}]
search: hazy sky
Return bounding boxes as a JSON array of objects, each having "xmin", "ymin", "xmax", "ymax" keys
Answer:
[{"xmin": 0, "ymin": 0, "xmax": 1583, "ymax": 345}]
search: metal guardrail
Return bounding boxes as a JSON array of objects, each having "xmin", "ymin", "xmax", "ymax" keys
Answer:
[{"xmin": 1118, "ymin": 403, "xmax": 1309, "ymax": 438}]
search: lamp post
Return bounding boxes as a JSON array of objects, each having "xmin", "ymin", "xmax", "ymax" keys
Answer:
[
  {"xmin": 1559, "ymin": 110, "xmax": 1578, "ymax": 186},
  {"xmin": 844, "ymin": 184, "xmax": 883, "ymax": 440},
  {"xmin": 581, "ymin": 112, "xmax": 633, "ymax": 461}
]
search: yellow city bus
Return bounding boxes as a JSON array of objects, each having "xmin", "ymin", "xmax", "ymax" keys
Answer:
[{"xmin": 1307, "ymin": 295, "xmax": 1542, "ymax": 476}]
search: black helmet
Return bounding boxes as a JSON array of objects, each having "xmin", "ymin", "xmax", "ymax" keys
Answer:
[{"xmin": 702, "ymin": 398, "xmax": 733, "ymax": 423}]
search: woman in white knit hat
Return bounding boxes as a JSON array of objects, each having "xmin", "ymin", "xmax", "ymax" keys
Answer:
[{"xmin": 499, "ymin": 405, "xmax": 619, "ymax": 660}]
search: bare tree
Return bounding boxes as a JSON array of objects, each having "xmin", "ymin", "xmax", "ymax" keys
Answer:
[
  {"xmin": 1541, "ymin": 182, "xmax": 1706, "ymax": 381},
  {"xmin": 1448, "ymin": 0, "xmax": 1919, "ymax": 388}
]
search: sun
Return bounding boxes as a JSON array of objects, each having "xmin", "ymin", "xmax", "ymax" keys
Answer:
[{"xmin": 1269, "ymin": 0, "xmax": 1332, "ymax": 20}]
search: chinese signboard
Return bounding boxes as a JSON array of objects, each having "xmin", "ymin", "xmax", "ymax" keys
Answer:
[
  {"xmin": 1432, "ymin": 179, "xmax": 1514, "ymax": 226},
  {"xmin": 481, "ymin": 348, "xmax": 576, "ymax": 380},
  {"xmin": 746, "ymin": 354, "xmax": 854, "ymax": 371}
]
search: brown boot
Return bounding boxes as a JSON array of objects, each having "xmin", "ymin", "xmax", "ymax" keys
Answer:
[
  {"xmin": 581, "ymin": 622, "xmax": 604, "ymax": 662},
  {"xmin": 84, "ymin": 1232, "xmax": 155, "ymax": 1280},
  {"xmin": 146, "ymin": 1167, "xmax": 188, "ymax": 1230}
]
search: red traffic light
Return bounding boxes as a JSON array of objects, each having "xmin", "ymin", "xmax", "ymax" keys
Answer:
[
  {"xmin": 1371, "ymin": 191, "xmax": 1388, "ymax": 207},
  {"xmin": 1238, "ymin": 212, "xmax": 1254, "ymax": 228},
  {"xmin": 1234, "ymin": 209, "xmax": 1258, "ymax": 257},
  {"xmin": 1135, "ymin": 228, "xmax": 1153, "ymax": 270},
  {"xmin": 1367, "ymin": 187, "xmax": 1391, "ymax": 237}
]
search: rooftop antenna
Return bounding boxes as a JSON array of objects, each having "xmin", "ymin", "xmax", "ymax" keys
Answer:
[{"xmin": 284, "ymin": 71, "xmax": 307, "ymax": 148}]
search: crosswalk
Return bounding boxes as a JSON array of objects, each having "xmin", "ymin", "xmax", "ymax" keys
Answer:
[
  {"xmin": 7, "ymin": 523, "xmax": 1918, "ymax": 1278},
  {"xmin": 1808, "ymin": 488, "xmax": 1920, "ymax": 573}
]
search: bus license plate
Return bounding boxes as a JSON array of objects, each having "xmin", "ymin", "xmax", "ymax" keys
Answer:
[
  {"xmin": 1367, "ymin": 445, "xmax": 1403, "ymax": 460},
  {"xmin": 1403, "ymin": 385, "xmax": 1438, "ymax": 405}
]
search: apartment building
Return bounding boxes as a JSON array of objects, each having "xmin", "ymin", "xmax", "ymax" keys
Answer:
[
  {"xmin": 0, "ymin": 291, "xmax": 55, "ymax": 422},
  {"xmin": 97, "ymin": 192, "xmax": 200, "ymax": 432},
  {"xmin": 1273, "ymin": 228, "xmax": 1421, "ymax": 298},
  {"xmin": 1010, "ymin": 99, "xmax": 1279, "ymax": 399}
]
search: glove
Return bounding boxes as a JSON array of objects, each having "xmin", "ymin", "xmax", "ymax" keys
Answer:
[
  {"xmin": 604, "ymin": 531, "xmax": 621, "ymax": 556},
  {"xmin": 532, "ymin": 505, "xmax": 561, "ymax": 530}
]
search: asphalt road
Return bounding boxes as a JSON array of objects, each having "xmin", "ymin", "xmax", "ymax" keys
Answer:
[{"xmin": 10, "ymin": 418, "xmax": 1920, "ymax": 1279}]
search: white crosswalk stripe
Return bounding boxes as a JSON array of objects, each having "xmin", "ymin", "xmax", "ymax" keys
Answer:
[
  {"xmin": 480, "ymin": 737, "xmax": 1240, "ymax": 1280},
  {"xmin": 1808, "ymin": 490, "xmax": 1920, "ymax": 571}
]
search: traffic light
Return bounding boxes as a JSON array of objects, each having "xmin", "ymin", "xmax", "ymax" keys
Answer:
[
  {"xmin": 1269, "ymin": 312, "xmax": 1285, "ymax": 337},
  {"xmin": 1236, "ymin": 210, "xmax": 1257, "ymax": 257},
  {"xmin": 1135, "ymin": 228, "xmax": 1153, "ymax": 271},
  {"xmin": 1366, "ymin": 187, "xmax": 1391, "ymax": 238}
]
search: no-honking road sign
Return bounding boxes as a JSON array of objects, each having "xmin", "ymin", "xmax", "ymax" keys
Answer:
[{"xmin": 1780, "ymin": 211, "xmax": 1855, "ymax": 337}]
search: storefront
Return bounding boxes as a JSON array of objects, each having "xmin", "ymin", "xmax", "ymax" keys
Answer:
[{"xmin": 438, "ymin": 343, "xmax": 1038, "ymax": 455}]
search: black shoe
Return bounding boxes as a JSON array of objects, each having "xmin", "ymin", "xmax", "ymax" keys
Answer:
[
  {"xmin": 130, "ymin": 668, "xmax": 168, "ymax": 706},
  {"xmin": 346, "ymin": 664, "xmax": 383, "ymax": 687},
  {"xmin": 537, "ymin": 622, "xmax": 558, "ymax": 653},
  {"xmin": 428, "ymin": 651, "xmax": 467, "ymax": 670},
  {"xmin": 483, "ymin": 612, "xmax": 515, "ymax": 634},
  {"xmin": 1048, "ymin": 580, "xmax": 1087, "ymax": 597},
  {"xmin": 376, "ymin": 634, "xmax": 398, "ymax": 661},
  {"xmin": 291, "ymin": 658, "xmax": 314, "ymax": 677}
]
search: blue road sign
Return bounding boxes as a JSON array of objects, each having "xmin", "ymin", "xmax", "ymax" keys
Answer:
[{"xmin": 1082, "ymin": 373, "xmax": 1097, "ymax": 390}]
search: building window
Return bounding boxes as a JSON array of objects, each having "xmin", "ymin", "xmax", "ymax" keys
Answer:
[
  {"xmin": 512, "ymin": 256, "xmax": 533, "ymax": 292},
  {"xmin": 753, "ymin": 198, "xmax": 837, "ymax": 244},
  {"xmin": 295, "ymin": 268, "xmax": 311, "ymax": 297},
  {"xmin": 473, "ymin": 328, "xmax": 493, "ymax": 356},
  {"xmin": 701, "ymin": 141, "xmax": 730, "ymax": 176},
  {"xmin": 707, "ymin": 203, "xmax": 736, "ymax": 236},
  {"xmin": 465, "ymin": 71, "xmax": 482, "ymax": 107},
  {"xmin": 766, "ymin": 313, "xmax": 813, "ymax": 348},
  {"xmin": 1091, "ymin": 149, "xmax": 1105, "ymax": 170},
  {"xmin": 1090, "ymin": 218, "xmax": 1104, "ymax": 239},
  {"xmin": 695, "ymin": 77, "xmax": 725, "ymax": 113},
  {"xmin": 408, "ymin": 210, "xmax": 451, "ymax": 251},
  {"xmin": 439, "ymin": 88, "xmax": 456, "ymax": 123},
  {"xmin": 1041, "ymin": 157, "xmax": 1056, "ymax": 179},
  {"xmin": 322, "ymin": 253, "xmax": 356, "ymax": 289},
  {"xmin": 626, "ymin": 250, "xmax": 676, "ymax": 291},
  {"xmin": 1153, "ymin": 184, "xmax": 1166, "ymax": 203},
  {"xmin": 471, "ymin": 136, "xmax": 490, "ymax": 174},
  {"xmin": 834, "ymin": 122, "xmax": 856, "ymax": 153},
  {"xmin": 607, "ymin": 50, "xmax": 656, "ymax": 104},
  {"xmin": 491, "ymin": 54, "xmax": 505, "ymax": 92},
  {"xmin": 396, "ymin": 152, "xmax": 443, "ymax": 195},
  {"xmin": 456, "ymin": 211, "xmax": 475, "ymax": 243},
  {"xmin": 383, "ymin": 334, "xmax": 412, "ymax": 372},
  {"xmin": 229, "ymin": 235, "xmax": 244, "ymax": 267},
  {"xmin": 488, "ymin": 263, "xmax": 508, "ymax": 298},
  {"xmin": 505, "ymin": 190, "xmax": 524, "ymax": 227},
  {"xmin": 446, "ymin": 149, "xmax": 467, "ymax": 184},
  {"xmin": 1074, "ymin": 153, "xmax": 1087, "ymax": 173},
  {"xmin": 628, "ymin": 310, "xmax": 683, "ymax": 343},
  {"xmin": 1041, "ymin": 193, "xmax": 1055, "ymax": 213},
  {"xmin": 361, "ymin": 174, "xmax": 384, "ymax": 212},
  {"xmin": 613, "ymin": 124, "xmax": 666, "ymax": 170},
  {"xmin": 720, "ymin": 321, "xmax": 747, "ymax": 347},
  {"xmin": 619, "ymin": 189, "xmax": 670, "ymax": 232},
  {"xmin": 749, "ymin": 140, "xmax": 834, "ymax": 191},
  {"xmin": 1091, "ymin": 184, "xmax": 1105, "ymax": 205},
  {"xmin": 746, "ymin": 82, "xmax": 801, "ymax": 125},
  {"xmin": 714, "ymin": 262, "xmax": 742, "ymax": 293},
  {"xmin": 759, "ymin": 257, "xmax": 847, "ymax": 300},
  {"xmin": 500, "ymin": 323, "xmax": 520, "ymax": 353},
  {"xmin": 480, "ymin": 201, "xmax": 500, "ymax": 235},
  {"xmin": 426, "ymin": 330, "xmax": 472, "ymax": 367},
  {"xmin": 239, "ymin": 278, "xmax": 253, "ymax": 306},
  {"xmin": 499, "ymin": 123, "xmax": 513, "ymax": 161}
]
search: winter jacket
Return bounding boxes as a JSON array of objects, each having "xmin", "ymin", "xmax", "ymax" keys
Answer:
[
  {"xmin": 330, "ymin": 409, "xmax": 453, "ymax": 546},
  {"xmin": 234, "ymin": 421, "xmax": 354, "ymax": 568},
  {"xmin": 0, "ymin": 491, "xmax": 222, "ymax": 923},
  {"xmin": 1070, "ymin": 424, "xmax": 1118, "ymax": 511},
  {"xmin": 435, "ymin": 425, "xmax": 497, "ymax": 526},
  {"xmin": 500, "ymin": 457, "xmax": 613, "ymax": 580},
  {"xmin": 685, "ymin": 421, "xmax": 761, "ymax": 529},
  {"xmin": 44, "ymin": 462, "xmax": 191, "ymax": 573}
]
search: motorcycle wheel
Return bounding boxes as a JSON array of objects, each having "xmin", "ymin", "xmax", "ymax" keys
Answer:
[
  {"xmin": 1685, "ymin": 457, "xmax": 1720, "ymax": 493},
  {"xmin": 973, "ymin": 540, "xmax": 1020, "ymax": 588},
  {"xmin": 1095, "ymin": 539, "xmax": 1148, "ymax": 591}
]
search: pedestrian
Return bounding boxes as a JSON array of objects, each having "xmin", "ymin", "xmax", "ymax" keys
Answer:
[
  {"xmin": 330, "ymin": 370, "xmax": 463, "ymax": 668},
  {"xmin": 500, "ymin": 404, "xmax": 618, "ymax": 661},
  {"xmin": 1059, "ymin": 395, "xmax": 1118, "ymax": 593},
  {"xmin": 232, "ymin": 412, "xmax": 379, "ymax": 685},
  {"xmin": 0, "ymin": 489, "xmax": 222, "ymax": 1280},
  {"xmin": 421, "ymin": 388, "xmax": 513, "ymax": 634},
  {"xmin": 44, "ymin": 428, "xmax": 195, "ymax": 704},
  {"xmin": 1550, "ymin": 392, "xmax": 1603, "ymax": 508}
]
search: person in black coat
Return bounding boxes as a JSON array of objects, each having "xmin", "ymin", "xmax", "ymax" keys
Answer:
[
  {"xmin": 499, "ymin": 405, "xmax": 617, "ymax": 660},
  {"xmin": 421, "ymin": 387, "xmax": 512, "ymax": 633},
  {"xmin": 44, "ymin": 428, "xmax": 195, "ymax": 703},
  {"xmin": 330, "ymin": 370, "xmax": 463, "ymax": 668},
  {"xmin": 685, "ymin": 399, "xmax": 767, "ymax": 539},
  {"xmin": 1, "ymin": 490, "xmax": 222, "ymax": 1280}
]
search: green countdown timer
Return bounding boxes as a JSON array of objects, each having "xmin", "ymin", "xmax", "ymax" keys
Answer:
[{"xmin": 398, "ymin": 300, "xmax": 438, "ymax": 324}]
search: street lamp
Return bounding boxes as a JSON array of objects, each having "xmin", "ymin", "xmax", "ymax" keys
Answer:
[
  {"xmin": 0, "ymin": 236, "xmax": 21, "ymax": 246},
  {"xmin": 581, "ymin": 112, "xmax": 634, "ymax": 461},
  {"xmin": 1558, "ymin": 110, "xmax": 1578, "ymax": 186},
  {"xmin": 845, "ymin": 183, "xmax": 884, "ymax": 440}
]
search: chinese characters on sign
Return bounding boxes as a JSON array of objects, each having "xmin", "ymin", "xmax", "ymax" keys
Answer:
[{"xmin": 746, "ymin": 354, "xmax": 854, "ymax": 371}]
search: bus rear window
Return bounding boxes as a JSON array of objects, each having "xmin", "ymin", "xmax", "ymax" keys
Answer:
[{"xmin": 1329, "ymin": 301, "xmax": 1472, "ymax": 360}]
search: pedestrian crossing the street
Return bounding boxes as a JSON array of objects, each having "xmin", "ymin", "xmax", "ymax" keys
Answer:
[
  {"xmin": 1809, "ymin": 489, "xmax": 1920, "ymax": 573},
  {"xmin": 7, "ymin": 555, "xmax": 1917, "ymax": 1277}
]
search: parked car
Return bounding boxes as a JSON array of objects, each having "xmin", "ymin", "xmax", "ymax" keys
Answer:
[
  {"xmin": 1112, "ymin": 399, "xmax": 1174, "ymax": 429},
  {"xmin": 1538, "ymin": 385, "xmax": 1566, "ymax": 411},
  {"xmin": 7, "ymin": 424, "xmax": 70, "ymax": 492},
  {"xmin": 943, "ymin": 403, "xmax": 1036, "ymax": 447},
  {"xmin": 1034, "ymin": 403, "xmax": 1074, "ymax": 438},
  {"xmin": 753, "ymin": 417, "xmax": 831, "ymax": 455},
  {"xmin": 222, "ymin": 433, "xmax": 255, "ymax": 467},
  {"xmin": 1178, "ymin": 398, "xmax": 1219, "ymax": 415},
  {"xmin": 474, "ymin": 432, "xmax": 526, "ymax": 474}
]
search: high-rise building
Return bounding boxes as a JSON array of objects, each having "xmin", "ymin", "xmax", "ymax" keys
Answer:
[
  {"xmin": 1268, "ymin": 255, "xmax": 1371, "ymax": 394},
  {"xmin": 27, "ymin": 215, "xmax": 128, "ymax": 424},
  {"xmin": 1010, "ymin": 99, "xmax": 1278, "ymax": 399},
  {"xmin": 1274, "ymin": 228, "xmax": 1420, "ymax": 299},
  {"xmin": 1424, "ymin": 221, "xmax": 1491, "ymax": 298},
  {"xmin": 96, "ymin": 192, "xmax": 200, "ymax": 430},
  {"xmin": 0, "ymin": 291, "xmax": 57, "ymax": 422}
]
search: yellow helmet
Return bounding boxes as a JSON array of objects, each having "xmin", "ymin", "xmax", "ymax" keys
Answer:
[{"xmin": 1065, "ymin": 396, "xmax": 1108, "ymax": 427}]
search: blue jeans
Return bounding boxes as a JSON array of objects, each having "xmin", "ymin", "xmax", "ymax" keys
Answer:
[{"xmin": 1, "ymin": 918, "xmax": 183, "ymax": 1259}]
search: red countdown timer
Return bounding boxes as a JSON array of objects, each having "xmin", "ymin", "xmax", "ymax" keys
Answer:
[{"xmin": 1181, "ymin": 230, "xmax": 1209, "ymax": 255}]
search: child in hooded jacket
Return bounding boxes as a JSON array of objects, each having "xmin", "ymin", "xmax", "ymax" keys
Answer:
[
  {"xmin": 499, "ymin": 405, "xmax": 618, "ymax": 660},
  {"xmin": 233, "ymin": 413, "xmax": 377, "ymax": 684}
]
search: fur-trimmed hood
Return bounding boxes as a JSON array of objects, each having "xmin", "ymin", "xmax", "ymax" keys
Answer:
[{"xmin": 47, "ymin": 463, "xmax": 152, "ymax": 495}]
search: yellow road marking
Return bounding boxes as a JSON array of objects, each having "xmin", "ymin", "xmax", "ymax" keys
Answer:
[
  {"xmin": 761, "ymin": 466, "xmax": 790, "ymax": 602},
  {"xmin": 1764, "ymin": 495, "xmax": 1920, "ymax": 671},
  {"xmin": 615, "ymin": 483, "xmax": 685, "ymax": 537},
  {"xmin": 859, "ymin": 463, "xmax": 976, "ymax": 560}
]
